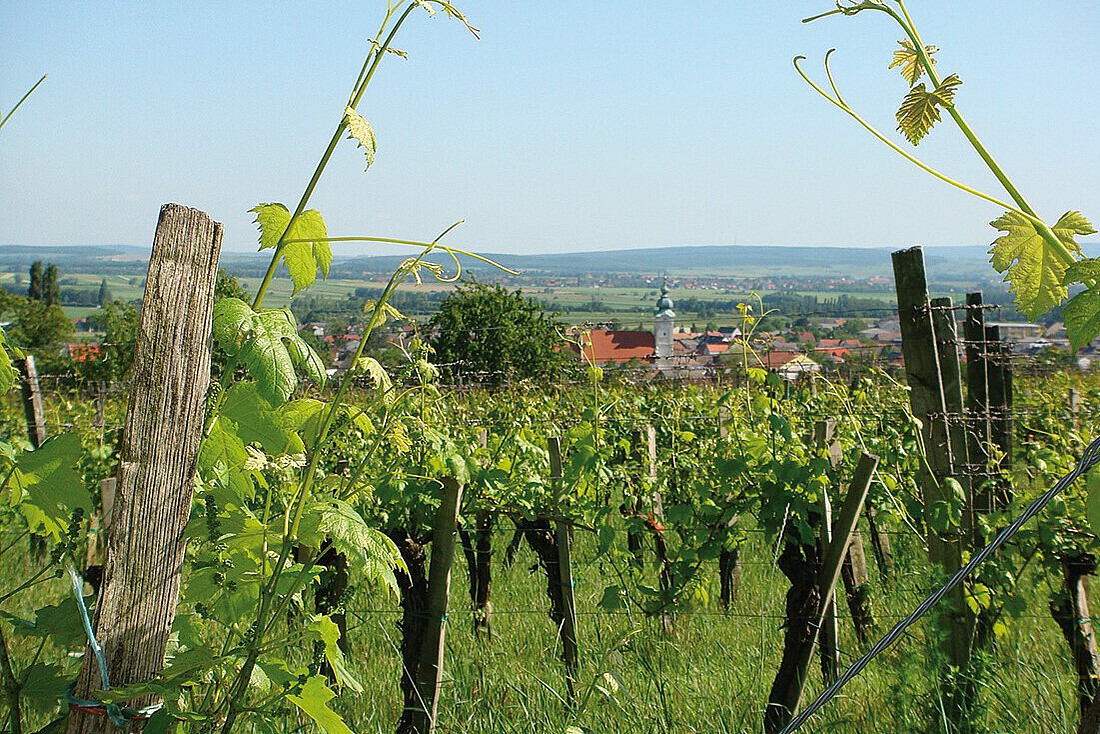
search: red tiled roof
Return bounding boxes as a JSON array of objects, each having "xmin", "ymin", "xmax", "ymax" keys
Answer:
[
  {"xmin": 761, "ymin": 350, "xmax": 800, "ymax": 369},
  {"xmin": 573, "ymin": 329, "xmax": 655, "ymax": 364}
]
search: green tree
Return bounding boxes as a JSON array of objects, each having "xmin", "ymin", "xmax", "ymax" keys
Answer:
[
  {"xmin": 97, "ymin": 278, "xmax": 113, "ymax": 306},
  {"xmin": 27, "ymin": 260, "xmax": 44, "ymax": 301},
  {"xmin": 8, "ymin": 298, "xmax": 73, "ymax": 350},
  {"xmin": 44, "ymin": 263, "xmax": 60, "ymax": 306},
  {"xmin": 428, "ymin": 282, "xmax": 570, "ymax": 384},
  {"xmin": 215, "ymin": 269, "xmax": 249, "ymax": 301},
  {"xmin": 79, "ymin": 300, "xmax": 140, "ymax": 381}
]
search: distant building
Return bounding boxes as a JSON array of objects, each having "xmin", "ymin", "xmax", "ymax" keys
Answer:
[
  {"xmin": 577, "ymin": 329, "xmax": 654, "ymax": 364},
  {"xmin": 654, "ymin": 283, "xmax": 675, "ymax": 371}
]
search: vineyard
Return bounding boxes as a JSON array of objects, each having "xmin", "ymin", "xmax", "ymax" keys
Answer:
[
  {"xmin": 2, "ymin": 324, "xmax": 1100, "ymax": 733},
  {"xmin": 4, "ymin": 1, "xmax": 1100, "ymax": 733}
]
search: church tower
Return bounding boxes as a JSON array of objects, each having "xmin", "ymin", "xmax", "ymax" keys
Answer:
[{"xmin": 654, "ymin": 282, "xmax": 674, "ymax": 366}]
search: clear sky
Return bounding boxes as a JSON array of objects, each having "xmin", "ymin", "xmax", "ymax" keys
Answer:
[{"xmin": 1, "ymin": 1, "xmax": 1098, "ymax": 255}]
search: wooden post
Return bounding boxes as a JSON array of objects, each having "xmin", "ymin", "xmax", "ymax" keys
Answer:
[
  {"xmin": 892, "ymin": 247, "xmax": 975, "ymax": 722},
  {"xmin": 85, "ymin": 478, "xmax": 117, "ymax": 571},
  {"xmin": 1050, "ymin": 555, "xmax": 1100, "ymax": 723},
  {"xmin": 407, "ymin": 477, "xmax": 463, "ymax": 734},
  {"xmin": 985, "ymin": 325, "xmax": 1014, "ymax": 503},
  {"xmin": 18, "ymin": 355, "xmax": 47, "ymax": 449},
  {"xmin": 68, "ymin": 204, "xmax": 221, "ymax": 734},
  {"xmin": 764, "ymin": 454, "xmax": 879, "ymax": 733},
  {"xmin": 865, "ymin": 505, "xmax": 894, "ymax": 581},
  {"xmin": 814, "ymin": 421, "xmax": 839, "ymax": 684},
  {"xmin": 646, "ymin": 425, "xmax": 675, "ymax": 637},
  {"xmin": 548, "ymin": 436, "xmax": 579, "ymax": 698}
]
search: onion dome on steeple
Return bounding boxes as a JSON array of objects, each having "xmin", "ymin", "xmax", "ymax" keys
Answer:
[{"xmin": 655, "ymin": 282, "xmax": 675, "ymax": 318}]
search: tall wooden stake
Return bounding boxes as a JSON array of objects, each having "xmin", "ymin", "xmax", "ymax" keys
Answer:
[
  {"xmin": 68, "ymin": 204, "xmax": 222, "ymax": 734},
  {"xmin": 407, "ymin": 477, "xmax": 463, "ymax": 734},
  {"xmin": 815, "ymin": 421, "xmax": 840, "ymax": 684},
  {"xmin": 892, "ymin": 247, "xmax": 976, "ymax": 725},
  {"xmin": 18, "ymin": 356, "xmax": 47, "ymax": 449},
  {"xmin": 764, "ymin": 454, "xmax": 879, "ymax": 733},
  {"xmin": 548, "ymin": 436, "xmax": 579, "ymax": 698}
]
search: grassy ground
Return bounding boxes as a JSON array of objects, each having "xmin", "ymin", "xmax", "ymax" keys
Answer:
[{"xmin": 334, "ymin": 528, "xmax": 1079, "ymax": 734}]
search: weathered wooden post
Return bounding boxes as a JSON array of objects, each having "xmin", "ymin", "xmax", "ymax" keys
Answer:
[
  {"xmin": 1050, "ymin": 554, "xmax": 1100, "ymax": 724},
  {"xmin": 406, "ymin": 477, "xmax": 463, "ymax": 734},
  {"xmin": 67, "ymin": 204, "xmax": 222, "ymax": 734},
  {"xmin": 764, "ymin": 454, "xmax": 879, "ymax": 733},
  {"xmin": 892, "ymin": 247, "xmax": 976, "ymax": 725},
  {"xmin": 458, "ymin": 428, "xmax": 494, "ymax": 636},
  {"xmin": 814, "ymin": 420, "xmax": 840, "ymax": 684},
  {"xmin": 548, "ymin": 436, "xmax": 580, "ymax": 698},
  {"xmin": 18, "ymin": 355, "xmax": 47, "ymax": 449}
]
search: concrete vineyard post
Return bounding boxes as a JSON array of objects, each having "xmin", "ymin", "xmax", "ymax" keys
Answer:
[{"xmin": 67, "ymin": 204, "xmax": 222, "ymax": 734}]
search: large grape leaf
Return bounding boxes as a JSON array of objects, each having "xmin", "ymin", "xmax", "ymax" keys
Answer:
[
  {"xmin": 220, "ymin": 383, "xmax": 304, "ymax": 455},
  {"xmin": 990, "ymin": 210, "xmax": 1093, "ymax": 319},
  {"xmin": 896, "ymin": 74, "xmax": 960, "ymax": 146},
  {"xmin": 1061, "ymin": 257, "xmax": 1100, "ymax": 351},
  {"xmin": 344, "ymin": 107, "xmax": 377, "ymax": 169},
  {"xmin": 299, "ymin": 498, "xmax": 403, "ymax": 594},
  {"xmin": 7, "ymin": 433, "xmax": 90, "ymax": 539},
  {"xmin": 213, "ymin": 298, "xmax": 326, "ymax": 404},
  {"xmin": 249, "ymin": 204, "xmax": 331, "ymax": 293}
]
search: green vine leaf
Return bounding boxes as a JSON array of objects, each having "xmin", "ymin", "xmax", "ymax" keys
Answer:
[
  {"xmin": 1060, "ymin": 257, "xmax": 1100, "ymax": 350},
  {"xmin": 8, "ymin": 433, "xmax": 89, "ymax": 539},
  {"xmin": 287, "ymin": 676, "xmax": 355, "ymax": 734},
  {"xmin": 896, "ymin": 74, "xmax": 961, "ymax": 145},
  {"xmin": 990, "ymin": 210, "xmax": 1092, "ymax": 320},
  {"xmin": 303, "ymin": 499, "xmax": 404, "ymax": 594},
  {"xmin": 888, "ymin": 39, "xmax": 938, "ymax": 86},
  {"xmin": 344, "ymin": 106, "xmax": 377, "ymax": 169},
  {"xmin": 307, "ymin": 615, "xmax": 362, "ymax": 693},
  {"xmin": 213, "ymin": 298, "xmax": 326, "ymax": 404},
  {"xmin": 0, "ymin": 327, "xmax": 21, "ymax": 394},
  {"xmin": 249, "ymin": 203, "xmax": 332, "ymax": 293}
]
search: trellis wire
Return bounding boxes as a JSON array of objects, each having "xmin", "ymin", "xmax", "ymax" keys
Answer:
[{"xmin": 779, "ymin": 433, "xmax": 1100, "ymax": 734}]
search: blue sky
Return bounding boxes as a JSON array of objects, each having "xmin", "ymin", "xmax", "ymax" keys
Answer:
[{"xmin": 1, "ymin": 1, "xmax": 1098, "ymax": 255}]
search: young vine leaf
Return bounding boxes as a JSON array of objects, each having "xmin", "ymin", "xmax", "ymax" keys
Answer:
[
  {"xmin": 896, "ymin": 74, "xmax": 961, "ymax": 146},
  {"xmin": 1060, "ymin": 257, "xmax": 1100, "ymax": 351},
  {"xmin": 990, "ymin": 210, "xmax": 1094, "ymax": 320},
  {"xmin": 287, "ymin": 676, "xmax": 355, "ymax": 734},
  {"xmin": 306, "ymin": 615, "xmax": 363, "ymax": 693},
  {"xmin": 888, "ymin": 39, "xmax": 938, "ymax": 86},
  {"xmin": 0, "ymin": 328, "xmax": 20, "ymax": 394},
  {"xmin": 343, "ymin": 106, "xmax": 377, "ymax": 169},
  {"xmin": 213, "ymin": 297, "xmax": 326, "ymax": 404},
  {"xmin": 250, "ymin": 203, "xmax": 332, "ymax": 293}
]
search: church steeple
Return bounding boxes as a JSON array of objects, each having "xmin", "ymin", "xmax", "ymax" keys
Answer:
[{"xmin": 654, "ymin": 280, "xmax": 674, "ymax": 363}]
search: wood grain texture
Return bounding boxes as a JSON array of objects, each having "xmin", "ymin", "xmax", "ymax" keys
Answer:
[{"xmin": 68, "ymin": 204, "xmax": 222, "ymax": 734}]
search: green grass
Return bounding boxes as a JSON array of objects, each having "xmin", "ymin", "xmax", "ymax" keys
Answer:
[{"xmin": 332, "ymin": 529, "xmax": 1078, "ymax": 733}]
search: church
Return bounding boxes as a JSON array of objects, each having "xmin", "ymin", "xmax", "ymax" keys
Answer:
[{"xmin": 570, "ymin": 285, "xmax": 709, "ymax": 374}]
